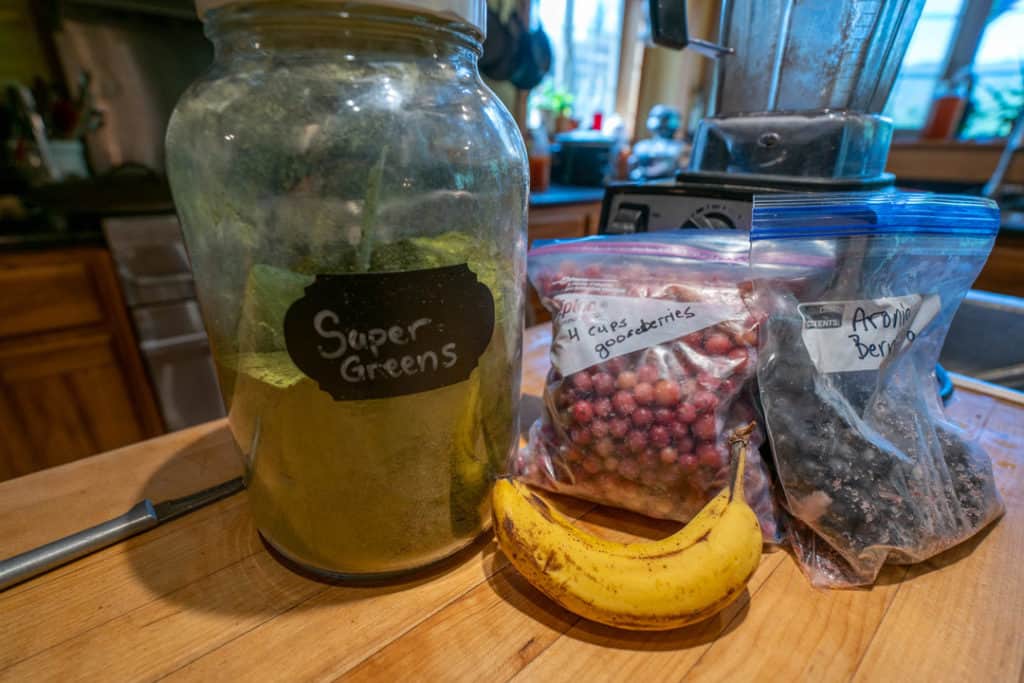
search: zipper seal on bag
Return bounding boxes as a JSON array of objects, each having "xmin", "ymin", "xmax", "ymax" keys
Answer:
[
  {"xmin": 529, "ymin": 233, "xmax": 748, "ymax": 265},
  {"xmin": 750, "ymin": 192, "xmax": 1000, "ymax": 241}
]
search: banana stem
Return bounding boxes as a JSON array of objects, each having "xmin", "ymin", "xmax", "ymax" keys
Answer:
[{"xmin": 728, "ymin": 423, "xmax": 756, "ymax": 502}]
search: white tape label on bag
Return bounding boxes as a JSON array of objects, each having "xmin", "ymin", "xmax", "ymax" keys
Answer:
[
  {"xmin": 797, "ymin": 294, "xmax": 941, "ymax": 374},
  {"xmin": 549, "ymin": 294, "xmax": 739, "ymax": 376}
]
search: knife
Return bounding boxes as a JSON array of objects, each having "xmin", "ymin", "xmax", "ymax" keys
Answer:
[{"xmin": 0, "ymin": 477, "xmax": 245, "ymax": 592}]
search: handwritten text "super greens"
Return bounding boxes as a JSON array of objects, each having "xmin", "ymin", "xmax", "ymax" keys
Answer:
[{"xmin": 313, "ymin": 312, "xmax": 457, "ymax": 383}]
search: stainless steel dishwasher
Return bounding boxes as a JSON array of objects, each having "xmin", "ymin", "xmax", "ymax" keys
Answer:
[{"xmin": 103, "ymin": 215, "xmax": 225, "ymax": 430}]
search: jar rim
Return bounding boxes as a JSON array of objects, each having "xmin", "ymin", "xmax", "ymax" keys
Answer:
[{"xmin": 197, "ymin": 0, "xmax": 485, "ymax": 37}]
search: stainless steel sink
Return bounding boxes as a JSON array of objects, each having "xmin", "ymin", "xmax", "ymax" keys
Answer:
[{"xmin": 940, "ymin": 290, "xmax": 1024, "ymax": 392}]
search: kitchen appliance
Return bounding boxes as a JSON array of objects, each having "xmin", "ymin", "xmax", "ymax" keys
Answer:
[
  {"xmin": 601, "ymin": 0, "xmax": 926, "ymax": 233},
  {"xmin": 552, "ymin": 131, "xmax": 619, "ymax": 187}
]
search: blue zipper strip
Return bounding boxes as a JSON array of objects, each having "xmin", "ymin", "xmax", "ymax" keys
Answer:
[{"xmin": 751, "ymin": 192, "xmax": 1000, "ymax": 240}]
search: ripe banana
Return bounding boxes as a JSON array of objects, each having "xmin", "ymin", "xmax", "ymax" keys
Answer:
[{"xmin": 492, "ymin": 424, "xmax": 762, "ymax": 630}]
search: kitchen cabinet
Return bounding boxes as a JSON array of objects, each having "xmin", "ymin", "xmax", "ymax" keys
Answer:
[
  {"xmin": 0, "ymin": 248, "xmax": 162, "ymax": 481},
  {"xmin": 974, "ymin": 229, "xmax": 1024, "ymax": 298},
  {"xmin": 526, "ymin": 200, "xmax": 603, "ymax": 324}
]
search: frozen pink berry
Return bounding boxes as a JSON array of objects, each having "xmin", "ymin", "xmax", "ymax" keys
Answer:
[
  {"xmin": 590, "ymin": 419, "xmax": 609, "ymax": 439},
  {"xmin": 571, "ymin": 400, "xmax": 594, "ymax": 424},
  {"xmin": 670, "ymin": 421, "xmax": 690, "ymax": 441},
  {"xmin": 616, "ymin": 371, "xmax": 638, "ymax": 390},
  {"xmin": 636, "ymin": 364, "xmax": 660, "ymax": 384},
  {"xmin": 676, "ymin": 402, "xmax": 698, "ymax": 423},
  {"xmin": 675, "ymin": 435, "xmax": 695, "ymax": 453},
  {"xmin": 696, "ymin": 442, "xmax": 724, "ymax": 469},
  {"xmin": 612, "ymin": 390, "xmax": 637, "ymax": 415},
  {"xmin": 570, "ymin": 427, "xmax": 593, "ymax": 446},
  {"xmin": 638, "ymin": 448, "xmax": 660, "ymax": 468},
  {"xmin": 594, "ymin": 437, "xmax": 615, "ymax": 458},
  {"xmin": 634, "ymin": 382, "xmax": 655, "ymax": 405},
  {"xmin": 571, "ymin": 372, "xmax": 594, "ymax": 393},
  {"xmin": 603, "ymin": 456, "xmax": 619, "ymax": 472},
  {"xmin": 654, "ymin": 379, "xmax": 682, "ymax": 407},
  {"xmin": 592, "ymin": 372, "xmax": 616, "ymax": 396},
  {"xmin": 659, "ymin": 446, "xmax": 679, "ymax": 464},
  {"xmin": 593, "ymin": 397, "xmax": 612, "ymax": 418},
  {"xmin": 582, "ymin": 456, "xmax": 603, "ymax": 474},
  {"xmin": 683, "ymin": 331, "xmax": 704, "ymax": 347},
  {"xmin": 692, "ymin": 391, "xmax": 719, "ymax": 413},
  {"xmin": 626, "ymin": 430, "xmax": 647, "ymax": 453},
  {"xmin": 649, "ymin": 425, "xmax": 671, "ymax": 448},
  {"xmin": 693, "ymin": 413, "xmax": 717, "ymax": 440},
  {"xmin": 566, "ymin": 448, "xmax": 584, "ymax": 462},
  {"xmin": 678, "ymin": 453, "xmax": 699, "ymax": 471},
  {"xmin": 704, "ymin": 332, "xmax": 733, "ymax": 355},
  {"xmin": 618, "ymin": 459, "xmax": 640, "ymax": 480},
  {"xmin": 605, "ymin": 357, "xmax": 629, "ymax": 375},
  {"xmin": 632, "ymin": 407, "xmax": 654, "ymax": 427},
  {"xmin": 609, "ymin": 417, "xmax": 630, "ymax": 438},
  {"xmin": 654, "ymin": 407, "xmax": 675, "ymax": 424}
]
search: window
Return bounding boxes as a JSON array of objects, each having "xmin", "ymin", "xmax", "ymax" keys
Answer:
[
  {"xmin": 886, "ymin": 0, "xmax": 1024, "ymax": 136},
  {"xmin": 530, "ymin": 0, "xmax": 625, "ymax": 127},
  {"xmin": 961, "ymin": 1, "xmax": 1024, "ymax": 137},
  {"xmin": 885, "ymin": 0, "xmax": 966, "ymax": 130}
]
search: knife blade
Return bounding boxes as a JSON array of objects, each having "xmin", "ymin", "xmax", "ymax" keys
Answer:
[{"xmin": 0, "ymin": 477, "xmax": 244, "ymax": 592}]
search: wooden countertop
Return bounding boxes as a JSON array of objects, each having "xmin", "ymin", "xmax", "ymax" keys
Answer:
[{"xmin": 1, "ymin": 326, "xmax": 1022, "ymax": 681}]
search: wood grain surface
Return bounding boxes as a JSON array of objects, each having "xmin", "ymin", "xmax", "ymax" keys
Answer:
[{"xmin": 0, "ymin": 326, "xmax": 1021, "ymax": 682}]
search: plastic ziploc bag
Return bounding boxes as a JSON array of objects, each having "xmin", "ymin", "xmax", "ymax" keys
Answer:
[
  {"xmin": 750, "ymin": 192, "xmax": 1005, "ymax": 588},
  {"xmin": 512, "ymin": 232, "xmax": 780, "ymax": 540}
]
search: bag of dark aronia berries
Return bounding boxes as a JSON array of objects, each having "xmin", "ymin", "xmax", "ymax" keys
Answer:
[
  {"xmin": 750, "ymin": 192, "xmax": 1005, "ymax": 588},
  {"xmin": 513, "ymin": 232, "xmax": 780, "ymax": 540}
]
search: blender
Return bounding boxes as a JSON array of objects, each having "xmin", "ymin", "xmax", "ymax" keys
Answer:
[{"xmin": 601, "ymin": 0, "xmax": 926, "ymax": 233}]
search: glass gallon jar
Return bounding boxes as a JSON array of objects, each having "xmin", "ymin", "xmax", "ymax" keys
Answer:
[{"xmin": 166, "ymin": 0, "xmax": 527, "ymax": 577}]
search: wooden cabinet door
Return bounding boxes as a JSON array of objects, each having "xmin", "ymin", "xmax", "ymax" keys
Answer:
[{"xmin": 0, "ymin": 329, "xmax": 150, "ymax": 481}]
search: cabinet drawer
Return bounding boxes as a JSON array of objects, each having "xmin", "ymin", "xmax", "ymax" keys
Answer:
[{"xmin": 0, "ymin": 255, "xmax": 106, "ymax": 338}]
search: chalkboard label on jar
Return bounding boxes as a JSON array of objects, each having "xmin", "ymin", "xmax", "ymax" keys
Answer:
[{"xmin": 284, "ymin": 264, "xmax": 495, "ymax": 400}]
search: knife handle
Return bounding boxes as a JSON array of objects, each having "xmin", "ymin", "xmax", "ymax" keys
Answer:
[{"xmin": 0, "ymin": 501, "xmax": 159, "ymax": 592}]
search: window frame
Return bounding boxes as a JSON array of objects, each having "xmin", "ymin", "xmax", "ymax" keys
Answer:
[{"xmin": 892, "ymin": 0, "xmax": 1019, "ymax": 138}]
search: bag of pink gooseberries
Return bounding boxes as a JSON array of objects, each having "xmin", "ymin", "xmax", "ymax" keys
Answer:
[{"xmin": 512, "ymin": 231, "xmax": 780, "ymax": 540}]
